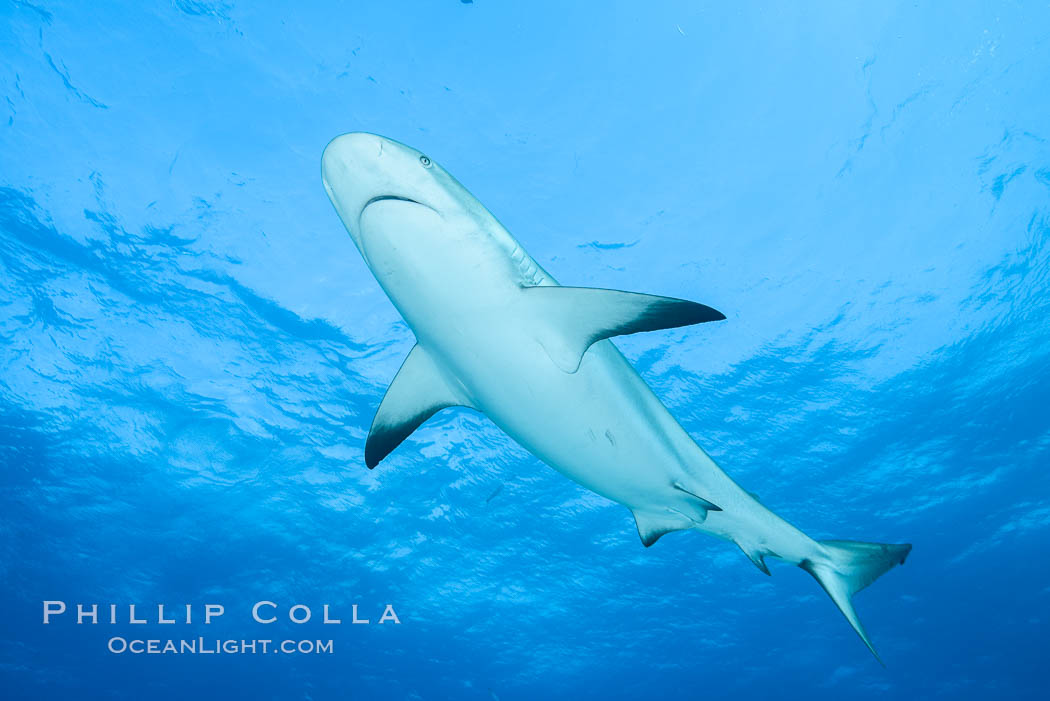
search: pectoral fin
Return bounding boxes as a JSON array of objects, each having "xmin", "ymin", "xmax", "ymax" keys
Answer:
[
  {"xmin": 366, "ymin": 344, "xmax": 474, "ymax": 468},
  {"xmin": 523, "ymin": 286, "xmax": 725, "ymax": 373}
]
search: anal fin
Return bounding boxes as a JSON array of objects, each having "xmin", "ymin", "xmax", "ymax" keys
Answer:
[{"xmin": 736, "ymin": 541, "xmax": 772, "ymax": 575}]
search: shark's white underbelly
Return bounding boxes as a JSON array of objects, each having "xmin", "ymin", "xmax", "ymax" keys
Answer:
[{"xmin": 420, "ymin": 318, "xmax": 711, "ymax": 512}]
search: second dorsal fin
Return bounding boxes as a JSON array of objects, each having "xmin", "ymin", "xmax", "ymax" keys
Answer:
[{"xmin": 365, "ymin": 344, "xmax": 475, "ymax": 468}]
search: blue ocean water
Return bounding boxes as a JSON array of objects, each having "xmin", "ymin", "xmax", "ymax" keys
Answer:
[{"xmin": 2, "ymin": 1, "xmax": 1049, "ymax": 698}]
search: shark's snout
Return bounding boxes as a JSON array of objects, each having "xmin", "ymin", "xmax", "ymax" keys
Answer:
[
  {"xmin": 322, "ymin": 132, "xmax": 430, "ymax": 223},
  {"xmin": 322, "ymin": 132, "xmax": 384, "ymax": 174},
  {"xmin": 321, "ymin": 132, "xmax": 394, "ymax": 237},
  {"xmin": 322, "ymin": 132, "xmax": 446, "ymax": 265},
  {"xmin": 321, "ymin": 133, "xmax": 384, "ymax": 196}
]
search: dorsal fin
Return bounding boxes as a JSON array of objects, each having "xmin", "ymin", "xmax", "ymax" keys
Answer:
[
  {"xmin": 365, "ymin": 344, "xmax": 474, "ymax": 468},
  {"xmin": 522, "ymin": 286, "xmax": 725, "ymax": 373}
]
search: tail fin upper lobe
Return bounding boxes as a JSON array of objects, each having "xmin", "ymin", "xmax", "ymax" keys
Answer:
[{"xmin": 800, "ymin": 539, "xmax": 912, "ymax": 664}]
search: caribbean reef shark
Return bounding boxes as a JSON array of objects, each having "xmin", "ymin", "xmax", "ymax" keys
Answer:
[{"xmin": 321, "ymin": 132, "xmax": 911, "ymax": 662}]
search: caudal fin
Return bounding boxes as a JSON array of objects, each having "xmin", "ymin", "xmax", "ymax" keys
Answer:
[{"xmin": 800, "ymin": 539, "xmax": 912, "ymax": 665}]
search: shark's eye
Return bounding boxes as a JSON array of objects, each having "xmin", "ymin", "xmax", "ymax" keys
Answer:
[{"xmin": 419, "ymin": 155, "xmax": 432, "ymax": 168}]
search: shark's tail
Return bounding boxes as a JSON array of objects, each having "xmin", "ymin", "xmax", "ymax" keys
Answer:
[{"xmin": 800, "ymin": 539, "xmax": 912, "ymax": 664}]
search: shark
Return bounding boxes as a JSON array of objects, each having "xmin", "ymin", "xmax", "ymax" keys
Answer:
[{"xmin": 321, "ymin": 132, "xmax": 911, "ymax": 662}]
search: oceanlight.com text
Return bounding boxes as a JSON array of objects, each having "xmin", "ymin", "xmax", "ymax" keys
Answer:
[{"xmin": 106, "ymin": 637, "xmax": 334, "ymax": 655}]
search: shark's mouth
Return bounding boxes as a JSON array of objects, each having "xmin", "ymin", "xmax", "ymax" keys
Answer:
[
  {"xmin": 357, "ymin": 194, "xmax": 439, "ymax": 244},
  {"xmin": 363, "ymin": 194, "xmax": 424, "ymax": 209},
  {"xmin": 358, "ymin": 194, "xmax": 440, "ymax": 232}
]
